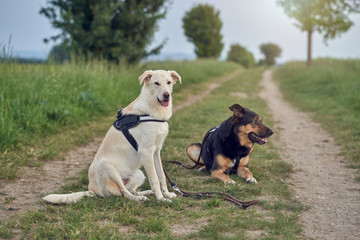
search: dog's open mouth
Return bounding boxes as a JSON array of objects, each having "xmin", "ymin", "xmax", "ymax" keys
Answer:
[
  {"xmin": 157, "ymin": 98, "xmax": 169, "ymax": 107},
  {"xmin": 249, "ymin": 132, "xmax": 267, "ymax": 145}
]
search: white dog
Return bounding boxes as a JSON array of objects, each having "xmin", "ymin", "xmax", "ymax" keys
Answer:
[{"xmin": 43, "ymin": 70, "xmax": 181, "ymax": 204}]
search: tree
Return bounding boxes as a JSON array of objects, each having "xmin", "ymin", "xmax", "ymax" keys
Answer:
[
  {"xmin": 40, "ymin": 0, "xmax": 169, "ymax": 64},
  {"xmin": 278, "ymin": 0, "xmax": 360, "ymax": 66},
  {"xmin": 182, "ymin": 4, "xmax": 223, "ymax": 58},
  {"xmin": 260, "ymin": 43, "xmax": 282, "ymax": 66},
  {"xmin": 226, "ymin": 44, "xmax": 255, "ymax": 68},
  {"xmin": 48, "ymin": 43, "xmax": 72, "ymax": 63}
]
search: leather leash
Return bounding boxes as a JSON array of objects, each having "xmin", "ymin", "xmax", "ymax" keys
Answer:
[{"xmin": 163, "ymin": 167, "xmax": 259, "ymax": 209}]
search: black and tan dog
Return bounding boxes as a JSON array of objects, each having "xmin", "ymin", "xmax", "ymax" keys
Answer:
[{"xmin": 186, "ymin": 104, "xmax": 273, "ymax": 184}]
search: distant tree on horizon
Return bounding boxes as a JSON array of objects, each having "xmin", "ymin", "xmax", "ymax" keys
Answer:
[
  {"xmin": 40, "ymin": 0, "xmax": 169, "ymax": 64},
  {"xmin": 226, "ymin": 44, "xmax": 255, "ymax": 68},
  {"xmin": 259, "ymin": 43, "xmax": 282, "ymax": 66},
  {"xmin": 182, "ymin": 4, "xmax": 223, "ymax": 58},
  {"xmin": 48, "ymin": 43, "xmax": 72, "ymax": 63},
  {"xmin": 278, "ymin": 0, "xmax": 360, "ymax": 67}
]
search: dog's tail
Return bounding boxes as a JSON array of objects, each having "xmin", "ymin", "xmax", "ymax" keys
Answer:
[
  {"xmin": 43, "ymin": 190, "xmax": 95, "ymax": 204},
  {"xmin": 168, "ymin": 143, "xmax": 205, "ymax": 169},
  {"xmin": 186, "ymin": 143, "xmax": 204, "ymax": 165}
]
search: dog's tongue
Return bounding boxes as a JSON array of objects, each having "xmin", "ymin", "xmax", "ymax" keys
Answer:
[{"xmin": 161, "ymin": 100, "xmax": 169, "ymax": 107}]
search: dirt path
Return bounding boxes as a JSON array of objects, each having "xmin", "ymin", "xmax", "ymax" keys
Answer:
[
  {"xmin": 259, "ymin": 70, "xmax": 360, "ymax": 240},
  {"xmin": 0, "ymin": 70, "xmax": 241, "ymax": 222}
]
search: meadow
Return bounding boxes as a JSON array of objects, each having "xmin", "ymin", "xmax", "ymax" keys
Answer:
[
  {"xmin": 274, "ymin": 58, "xmax": 360, "ymax": 180},
  {"xmin": 0, "ymin": 59, "xmax": 239, "ymax": 179},
  {"xmin": 0, "ymin": 67, "xmax": 303, "ymax": 239},
  {"xmin": 1, "ymin": 58, "xmax": 358, "ymax": 239}
]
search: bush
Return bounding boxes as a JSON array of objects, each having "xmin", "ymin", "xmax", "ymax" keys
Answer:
[{"xmin": 226, "ymin": 44, "xmax": 255, "ymax": 68}]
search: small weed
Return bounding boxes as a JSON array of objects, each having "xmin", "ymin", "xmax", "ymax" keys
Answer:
[
  {"xmin": 3, "ymin": 196, "xmax": 15, "ymax": 204},
  {"xmin": 136, "ymin": 217, "xmax": 167, "ymax": 233},
  {"xmin": 0, "ymin": 221, "xmax": 13, "ymax": 239}
]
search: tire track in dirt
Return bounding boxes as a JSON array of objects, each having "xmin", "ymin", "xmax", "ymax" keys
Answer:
[
  {"xmin": 259, "ymin": 70, "xmax": 360, "ymax": 240},
  {"xmin": 0, "ymin": 69, "xmax": 241, "ymax": 222}
]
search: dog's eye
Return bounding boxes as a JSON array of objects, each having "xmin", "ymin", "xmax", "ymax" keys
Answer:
[
  {"xmin": 167, "ymin": 81, "xmax": 171, "ymax": 85},
  {"xmin": 254, "ymin": 119, "xmax": 259, "ymax": 125},
  {"xmin": 155, "ymin": 82, "xmax": 160, "ymax": 86}
]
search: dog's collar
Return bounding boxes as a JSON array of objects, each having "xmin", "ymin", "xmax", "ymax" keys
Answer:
[{"xmin": 113, "ymin": 109, "xmax": 166, "ymax": 151}]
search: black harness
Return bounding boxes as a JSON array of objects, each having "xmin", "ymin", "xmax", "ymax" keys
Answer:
[{"xmin": 113, "ymin": 109, "xmax": 166, "ymax": 151}]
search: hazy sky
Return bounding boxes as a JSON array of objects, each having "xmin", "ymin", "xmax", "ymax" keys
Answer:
[{"xmin": 1, "ymin": 0, "xmax": 359, "ymax": 62}]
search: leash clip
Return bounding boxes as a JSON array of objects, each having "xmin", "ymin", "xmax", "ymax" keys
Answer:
[{"xmin": 171, "ymin": 182, "xmax": 184, "ymax": 196}]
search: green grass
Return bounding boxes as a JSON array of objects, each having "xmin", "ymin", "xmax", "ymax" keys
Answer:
[
  {"xmin": 0, "ymin": 68, "xmax": 304, "ymax": 239},
  {"xmin": 274, "ymin": 58, "xmax": 360, "ymax": 180},
  {"xmin": 0, "ymin": 59, "xmax": 240, "ymax": 179}
]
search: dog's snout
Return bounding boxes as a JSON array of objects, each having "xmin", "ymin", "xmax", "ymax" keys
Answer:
[
  {"xmin": 268, "ymin": 129, "xmax": 274, "ymax": 136},
  {"xmin": 163, "ymin": 92, "xmax": 170, "ymax": 100}
]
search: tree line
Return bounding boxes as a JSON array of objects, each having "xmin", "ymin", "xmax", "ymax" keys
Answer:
[
  {"xmin": 41, "ymin": 0, "xmax": 359, "ymax": 67},
  {"xmin": 182, "ymin": 4, "xmax": 281, "ymax": 67}
]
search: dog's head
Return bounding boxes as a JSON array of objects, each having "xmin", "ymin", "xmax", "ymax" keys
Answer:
[
  {"xmin": 139, "ymin": 70, "xmax": 181, "ymax": 107},
  {"xmin": 219, "ymin": 104, "xmax": 273, "ymax": 147}
]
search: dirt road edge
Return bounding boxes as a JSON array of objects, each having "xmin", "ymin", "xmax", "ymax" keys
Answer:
[{"xmin": 259, "ymin": 70, "xmax": 360, "ymax": 240}]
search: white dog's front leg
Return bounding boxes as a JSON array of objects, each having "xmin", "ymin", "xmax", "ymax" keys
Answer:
[
  {"xmin": 139, "ymin": 149, "xmax": 166, "ymax": 201},
  {"xmin": 154, "ymin": 149, "xmax": 177, "ymax": 199}
]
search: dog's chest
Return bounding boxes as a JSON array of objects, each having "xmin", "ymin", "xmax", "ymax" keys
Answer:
[
  {"xmin": 153, "ymin": 122, "xmax": 169, "ymax": 144},
  {"xmin": 131, "ymin": 121, "xmax": 168, "ymax": 146}
]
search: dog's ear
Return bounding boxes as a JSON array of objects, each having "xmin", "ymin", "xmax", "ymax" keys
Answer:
[
  {"xmin": 229, "ymin": 104, "xmax": 245, "ymax": 124},
  {"xmin": 138, "ymin": 70, "xmax": 153, "ymax": 85},
  {"xmin": 169, "ymin": 70, "xmax": 182, "ymax": 84},
  {"xmin": 218, "ymin": 104, "xmax": 245, "ymax": 141}
]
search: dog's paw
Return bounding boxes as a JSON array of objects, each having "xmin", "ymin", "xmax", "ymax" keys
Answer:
[
  {"xmin": 163, "ymin": 191, "xmax": 177, "ymax": 199},
  {"xmin": 226, "ymin": 179, "xmax": 236, "ymax": 185},
  {"xmin": 133, "ymin": 196, "xmax": 149, "ymax": 201},
  {"xmin": 158, "ymin": 197, "xmax": 172, "ymax": 203},
  {"xmin": 246, "ymin": 177, "xmax": 257, "ymax": 183}
]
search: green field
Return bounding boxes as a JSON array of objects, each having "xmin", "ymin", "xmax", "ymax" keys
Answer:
[
  {"xmin": 2, "ymin": 58, "xmax": 358, "ymax": 239},
  {"xmin": 0, "ymin": 65, "xmax": 304, "ymax": 239},
  {"xmin": 0, "ymin": 60, "xmax": 239, "ymax": 179},
  {"xmin": 274, "ymin": 58, "xmax": 360, "ymax": 180}
]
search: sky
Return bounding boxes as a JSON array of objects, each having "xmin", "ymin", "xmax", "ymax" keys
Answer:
[{"xmin": 0, "ymin": 0, "xmax": 359, "ymax": 62}]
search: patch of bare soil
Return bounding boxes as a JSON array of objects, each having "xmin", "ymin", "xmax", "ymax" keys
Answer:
[
  {"xmin": 259, "ymin": 70, "xmax": 360, "ymax": 240},
  {"xmin": 0, "ymin": 138, "xmax": 102, "ymax": 221},
  {"xmin": 0, "ymin": 70, "xmax": 241, "ymax": 223},
  {"xmin": 230, "ymin": 92, "xmax": 248, "ymax": 99},
  {"xmin": 171, "ymin": 218, "xmax": 208, "ymax": 236}
]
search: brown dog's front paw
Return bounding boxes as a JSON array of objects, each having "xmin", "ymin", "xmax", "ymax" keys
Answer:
[
  {"xmin": 246, "ymin": 177, "xmax": 257, "ymax": 183},
  {"xmin": 211, "ymin": 170, "xmax": 236, "ymax": 184},
  {"xmin": 227, "ymin": 179, "xmax": 236, "ymax": 185}
]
